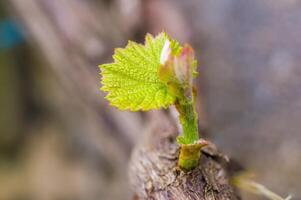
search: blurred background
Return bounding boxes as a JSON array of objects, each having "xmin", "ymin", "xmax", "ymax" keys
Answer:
[{"xmin": 0, "ymin": 0, "xmax": 300, "ymax": 199}]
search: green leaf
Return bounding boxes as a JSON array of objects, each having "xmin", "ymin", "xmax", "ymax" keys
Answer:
[{"xmin": 100, "ymin": 32, "xmax": 180, "ymax": 111}]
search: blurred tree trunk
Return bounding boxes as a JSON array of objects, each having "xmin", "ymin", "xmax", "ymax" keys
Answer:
[{"xmin": 8, "ymin": 0, "xmax": 143, "ymax": 199}]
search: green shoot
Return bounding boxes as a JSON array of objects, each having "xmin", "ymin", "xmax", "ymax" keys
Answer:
[{"xmin": 99, "ymin": 32, "xmax": 207, "ymax": 170}]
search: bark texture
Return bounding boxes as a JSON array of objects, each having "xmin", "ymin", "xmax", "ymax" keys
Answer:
[{"xmin": 129, "ymin": 111, "xmax": 240, "ymax": 200}]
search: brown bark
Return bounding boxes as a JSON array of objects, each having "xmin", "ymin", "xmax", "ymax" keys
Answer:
[{"xmin": 129, "ymin": 110, "xmax": 240, "ymax": 200}]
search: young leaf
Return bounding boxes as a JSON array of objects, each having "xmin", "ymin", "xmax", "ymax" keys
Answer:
[{"xmin": 100, "ymin": 32, "xmax": 180, "ymax": 111}]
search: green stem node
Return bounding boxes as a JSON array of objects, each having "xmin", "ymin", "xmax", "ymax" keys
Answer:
[
  {"xmin": 178, "ymin": 139, "xmax": 208, "ymax": 171},
  {"xmin": 178, "ymin": 143, "xmax": 202, "ymax": 171},
  {"xmin": 175, "ymin": 92, "xmax": 208, "ymax": 170}
]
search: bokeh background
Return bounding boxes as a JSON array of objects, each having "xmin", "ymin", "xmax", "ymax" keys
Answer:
[{"xmin": 0, "ymin": 0, "xmax": 300, "ymax": 199}]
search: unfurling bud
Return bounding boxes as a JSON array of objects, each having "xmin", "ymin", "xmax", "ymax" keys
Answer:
[
  {"xmin": 174, "ymin": 44, "xmax": 195, "ymax": 85},
  {"xmin": 159, "ymin": 43, "xmax": 197, "ymax": 99}
]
